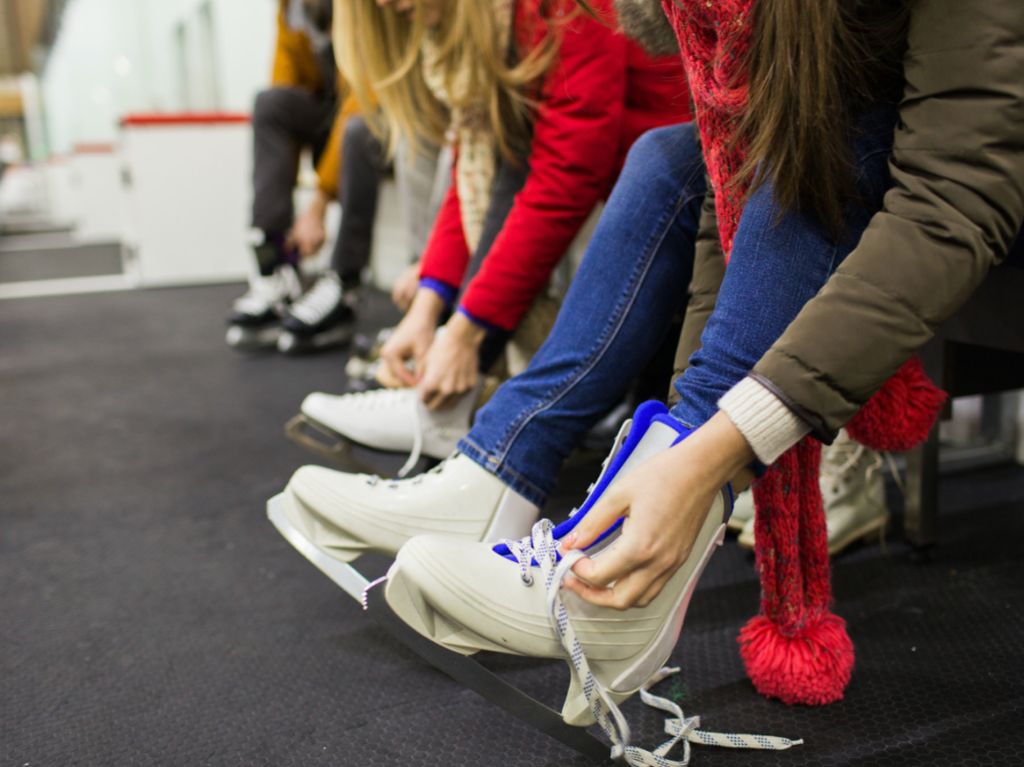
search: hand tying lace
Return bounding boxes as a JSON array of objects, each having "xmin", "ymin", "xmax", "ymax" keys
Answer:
[{"xmin": 501, "ymin": 520, "xmax": 803, "ymax": 766}]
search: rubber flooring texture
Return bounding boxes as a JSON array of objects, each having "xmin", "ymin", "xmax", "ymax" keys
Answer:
[{"xmin": 3, "ymin": 283, "xmax": 1024, "ymax": 767}]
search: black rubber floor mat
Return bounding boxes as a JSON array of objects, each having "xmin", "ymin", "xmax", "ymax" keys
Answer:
[{"xmin": 2, "ymin": 284, "xmax": 1023, "ymax": 766}]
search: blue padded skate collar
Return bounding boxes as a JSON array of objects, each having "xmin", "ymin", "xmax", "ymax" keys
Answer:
[{"xmin": 494, "ymin": 400, "xmax": 693, "ymax": 563}]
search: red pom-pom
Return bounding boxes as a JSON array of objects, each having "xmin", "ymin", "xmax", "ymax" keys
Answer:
[
  {"xmin": 738, "ymin": 613, "xmax": 854, "ymax": 706},
  {"xmin": 846, "ymin": 356, "xmax": 947, "ymax": 452}
]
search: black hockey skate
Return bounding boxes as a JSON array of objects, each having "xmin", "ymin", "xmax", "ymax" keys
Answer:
[
  {"xmin": 226, "ymin": 265, "xmax": 301, "ymax": 350},
  {"xmin": 276, "ymin": 271, "xmax": 357, "ymax": 355}
]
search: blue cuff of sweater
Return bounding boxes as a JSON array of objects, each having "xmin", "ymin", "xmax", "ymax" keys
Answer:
[
  {"xmin": 456, "ymin": 305, "xmax": 505, "ymax": 335},
  {"xmin": 419, "ymin": 277, "xmax": 458, "ymax": 307}
]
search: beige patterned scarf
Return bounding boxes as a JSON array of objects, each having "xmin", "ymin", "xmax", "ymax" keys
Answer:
[{"xmin": 421, "ymin": 0, "xmax": 513, "ymax": 252}]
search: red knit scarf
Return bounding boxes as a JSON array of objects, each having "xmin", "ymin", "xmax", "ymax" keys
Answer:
[
  {"xmin": 660, "ymin": 0, "xmax": 752, "ymax": 255},
  {"xmin": 660, "ymin": 0, "xmax": 946, "ymax": 705}
]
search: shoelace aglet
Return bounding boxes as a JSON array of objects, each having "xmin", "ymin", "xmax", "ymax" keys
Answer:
[{"xmin": 360, "ymin": 576, "xmax": 389, "ymax": 611}]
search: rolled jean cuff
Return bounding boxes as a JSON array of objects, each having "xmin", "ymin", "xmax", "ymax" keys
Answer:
[
  {"xmin": 456, "ymin": 436, "xmax": 549, "ymax": 508},
  {"xmin": 718, "ymin": 376, "xmax": 811, "ymax": 465}
]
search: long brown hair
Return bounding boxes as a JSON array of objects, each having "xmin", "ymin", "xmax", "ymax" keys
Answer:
[
  {"xmin": 736, "ymin": 0, "xmax": 911, "ymax": 235},
  {"xmin": 334, "ymin": 0, "xmax": 564, "ymax": 160}
]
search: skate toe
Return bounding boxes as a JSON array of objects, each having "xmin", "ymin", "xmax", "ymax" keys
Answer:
[{"xmin": 300, "ymin": 392, "xmax": 342, "ymax": 430}]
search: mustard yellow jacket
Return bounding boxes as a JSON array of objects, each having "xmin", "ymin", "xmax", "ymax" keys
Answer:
[{"xmin": 271, "ymin": 0, "xmax": 360, "ymax": 197}]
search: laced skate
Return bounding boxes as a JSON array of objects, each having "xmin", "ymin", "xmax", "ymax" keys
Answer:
[
  {"xmin": 277, "ymin": 271, "xmax": 357, "ymax": 354},
  {"xmin": 285, "ymin": 384, "xmax": 477, "ymax": 475},
  {"xmin": 226, "ymin": 264, "xmax": 301, "ymax": 349},
  {"xmin": 374, "ymin": 401, "xmax": 802, "ymax": 763},
  {"xmin": 266, "ymin": 452, "xmax": 539, "ymax": 602}
]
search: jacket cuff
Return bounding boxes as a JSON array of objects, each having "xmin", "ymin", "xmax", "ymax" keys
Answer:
[
  {"xmin": 718, "ymin": 377, "xmax": 811, "ymax": 465},
  {"xmin": 456, "ymin": 305, "xmax": 504, "ymax": 335},
  {"xmin": 419, "ymin": 277, "xmax": 458, "ymax": 307}
]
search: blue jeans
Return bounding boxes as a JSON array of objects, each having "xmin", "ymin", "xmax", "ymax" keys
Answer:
[{"xmin": 460, "ymin": 114, "xmax": 896, "ymax": 507}]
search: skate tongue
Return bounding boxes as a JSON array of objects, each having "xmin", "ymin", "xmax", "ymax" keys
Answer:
[{"xmin": 494, "ymin": 401, "xmax": 692, "ymax": 561}]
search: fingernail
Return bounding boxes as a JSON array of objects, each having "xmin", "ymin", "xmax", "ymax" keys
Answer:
[{"xmin": 562, "ymin": 533, "xmax": 577, "ymax": 549}]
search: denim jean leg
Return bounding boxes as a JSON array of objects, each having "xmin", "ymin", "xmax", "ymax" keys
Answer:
[
  {"xmin": 458, "ymin": 123, "xmax": 706, "ymax": 505},
  {"xmin": 670, "ymin": 108, "xmax": 898, "ymax": 431}
]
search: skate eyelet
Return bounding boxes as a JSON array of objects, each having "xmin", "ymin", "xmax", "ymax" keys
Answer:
[{"xmin": 521, "ymin": 573, "xmax": 534, "ymax": 587}]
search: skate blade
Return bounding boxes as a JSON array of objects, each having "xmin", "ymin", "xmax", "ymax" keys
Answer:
[
  {"xmin": 267, "ymin": 492, "xmax": 369, "ymax": 602},
  {"xmin": 283, "ymin": 414, "xmax": 382, "ymax": 473},
  {"xmin": 277, "ymin": 325, "xmax": 354, "ymax": 355},
  {"xmin": 284, "ymin": 414, "xmax": 438, "ymax": 477},
  {"xmin": 226, "ymin": 324, "xmax": 280, "ymax": 350},
  {"xmin": 364, "ymin": 579, "xmax": 610, "ymax": 762}
]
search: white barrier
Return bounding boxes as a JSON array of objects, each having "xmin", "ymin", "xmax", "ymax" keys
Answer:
[
  {"xmin": 68, "ymin": 144, "xmax": 126, "ymax": 243},
  {"xmin": 119, "ymin": 113, "xmax": 252, "ymax": 287}
]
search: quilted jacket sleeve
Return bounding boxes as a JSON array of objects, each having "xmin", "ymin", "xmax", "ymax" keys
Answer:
[{"xmin": 751, "ymin": 0, "xmax": 1024, "ymax": 439}]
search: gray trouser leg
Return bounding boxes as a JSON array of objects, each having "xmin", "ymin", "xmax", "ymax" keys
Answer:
[
  {"xmin": 251, "ymin": 86, "xmax": 334, "ymax": 237},
  {"xmin": 330, "ymin": 115, "xmax": 390, "ymax": 284},
  {"xmin": 395, "ymin": 140, "xmax": 450, "ymax": 261}
]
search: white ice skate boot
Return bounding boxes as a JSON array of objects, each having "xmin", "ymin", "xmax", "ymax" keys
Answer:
[
  {"xmin": 289, "ymin": 384, "xmax": 478, "ymax": 476},
  {"xmin": 383, "ymin": 402, "xmax": 800, "ymax": 763},
  {"xmin": 277, "ymin": 271, "xmax": 358, "ymax": 355},
  {"xmin": 225, "ymin": 264, "xmax": 301, "ymax": 350},
  {"xmin": 267, "ymin": 453, "xmax": 539, "ymax": 601},
  {"xmin": 820, "ymin": 429, "xmax": 890, "ymax": 554},
  {"xmin": 727, "ymin": 487, "xmax": 754, "ymax": 532}
]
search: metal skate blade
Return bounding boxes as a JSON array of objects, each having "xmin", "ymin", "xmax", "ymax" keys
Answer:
[
  {"xmin": 363, "ymin": 581, "xmax": 610, "ymax": 762},
  {"xmin": 284, "ymin": 414, "xmax": 438, "ymax": 477},
  {"xmin": 226, "ymin": 324, "xmax": 281, "ymax": 350},
  {"xmin": 267, "ymin": 493, "xmax": 369, "ymax": 603},
  {"xmin": 277, "ymin": 324, "xmax": 353, "ymax": 355},
  {"xmin": 282, "ymin": 413, "xmax": 374, "ymax": 473}
]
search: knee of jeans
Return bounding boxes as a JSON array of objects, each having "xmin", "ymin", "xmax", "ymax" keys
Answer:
[
  {"xmin": 253, "ymin": 88, "xmax": 288, "ymax": 126},
  {"xmin": 625, "ymin": 123, "xmax": 698, "ymax": 164},
  {"xmin": 621, "ymin": 123, "xmax": 702, "ymax": 191}
]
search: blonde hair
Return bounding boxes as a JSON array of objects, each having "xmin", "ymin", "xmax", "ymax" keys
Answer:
[{"xmin": 334, "ymin": 0, "xmax": 565, "ymax": 160}]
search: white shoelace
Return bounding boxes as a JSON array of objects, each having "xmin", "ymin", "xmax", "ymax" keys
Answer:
[
  {"xmin": 289, "ymin": 273, "xmax": 342, "ymax": 325},
  {"xmin": 504, "ymin": 520, "xmax": 803, "ymax": 765},
  {"xmin": 334, "ymin": 388, "xmax": 425, "ymax": 478}
]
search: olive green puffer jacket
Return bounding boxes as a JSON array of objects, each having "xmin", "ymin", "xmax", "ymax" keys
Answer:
[{"xmin": 657, "ymin": 0, "xmax": 1024, "ymax": 441}]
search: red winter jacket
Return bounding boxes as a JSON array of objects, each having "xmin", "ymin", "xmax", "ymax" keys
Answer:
[{"xmin": 418, "ymin": 0, "xmax": 691, "ymax": 331}]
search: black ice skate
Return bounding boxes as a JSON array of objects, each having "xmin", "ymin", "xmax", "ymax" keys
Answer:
[
  {"xmin": 225, "ymin": 264, "xmax": 301, "ymax": 350},
  {"xmin": 276, "ymin": 271, "xmax": 357, "ymax": 355}
]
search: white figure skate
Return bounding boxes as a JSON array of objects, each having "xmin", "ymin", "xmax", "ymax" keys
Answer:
[
  {"xmin": 285, "ymin": 384, "xmax": 478, "ymax": 476},
  {"xmin": 371, "ymin": 402, "xmax": 801, "ymax": 764},
  {"xmin": 267, "ymin": 452, "xmax": 539, "ymax": 602}
]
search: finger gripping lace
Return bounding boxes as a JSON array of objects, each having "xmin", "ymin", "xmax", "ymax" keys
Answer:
[{"xmin": 503, "ymin": 522, "xmax": 803, "ymax": 765}]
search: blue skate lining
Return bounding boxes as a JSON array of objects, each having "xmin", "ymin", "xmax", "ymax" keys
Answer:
[{"xmin": 494, "ymin": 400, "xmax": 693, "ymax": 564}]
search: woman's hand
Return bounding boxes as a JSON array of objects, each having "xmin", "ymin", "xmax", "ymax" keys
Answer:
[
  {"xmin": 391, "ymin": 261, "xmax": 422, "ymax": 312},
  {"xmin": 418, "ymin": 312, "xmax": 486, "ymax": 410},
  {"xmin": 380, "ymin": 289, "xmax": 445, "ymax": 386},
  {"xmin": 561, "ymin": 411, "xmax": 755, "ymax": 609}
]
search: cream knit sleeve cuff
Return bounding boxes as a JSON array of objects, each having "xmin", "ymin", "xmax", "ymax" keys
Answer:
[{"xmin": 718, "ymin": 376, "xmax": 811, "ymax": 465}]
